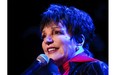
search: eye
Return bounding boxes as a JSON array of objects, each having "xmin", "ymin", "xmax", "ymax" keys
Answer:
[
  {"xmin": 41, "ymin": 34, "xmax": 46, "ymax": 40},
  {"xmin": 54, "ymin": 30, "xmax": 63, "ymax": 35}
]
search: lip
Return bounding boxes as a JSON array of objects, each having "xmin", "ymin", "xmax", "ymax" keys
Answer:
[{"xmin": 47, "ymin": 47, "xmax": 59, "ymax": 54}]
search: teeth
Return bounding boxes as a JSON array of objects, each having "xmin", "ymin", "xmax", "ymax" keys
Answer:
[{"xmin": 48, "ymin": 48, "xmax": 56, "ymax": 52}]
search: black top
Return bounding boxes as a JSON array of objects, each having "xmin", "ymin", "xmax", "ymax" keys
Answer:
[{"xmin": 68, "ymin": 60, "xmax": 108, "ymax": 75}]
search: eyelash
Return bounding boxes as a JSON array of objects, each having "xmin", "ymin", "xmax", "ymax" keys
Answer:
[
  {"xmin": 53, "ymin": 30, "xmax": 63, "ymax": 35},
  {"xmin": 41, "ymin": 35, "xmax": 46, "ymax": 40}
]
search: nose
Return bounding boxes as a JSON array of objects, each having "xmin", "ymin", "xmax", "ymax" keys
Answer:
[{"xmin": 45, "ymin": 36, "xmax": 53, "ymax": 45}]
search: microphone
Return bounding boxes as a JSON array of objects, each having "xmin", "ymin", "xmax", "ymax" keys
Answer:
[
  {"xmin": 36, "ymin": 54, "xmax": 49, "ymax": 66},
  {"xmin": 21, "ymin": 54, "xmax": 49, "ymax": 75}
]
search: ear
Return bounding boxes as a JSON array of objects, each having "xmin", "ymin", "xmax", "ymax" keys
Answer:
[{"xmin": 77, "ymin": 34, "xmax": 85, "ymax": 46}]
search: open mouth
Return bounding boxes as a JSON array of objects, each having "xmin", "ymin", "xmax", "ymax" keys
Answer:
[{"xmin": 47, "ymin": 47, "xmax": 59, "ymax": 54}]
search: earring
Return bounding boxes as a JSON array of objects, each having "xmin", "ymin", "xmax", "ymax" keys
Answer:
[{"xmin": 75, "ymin": 46, "xmax": 79, "ymax": 52}]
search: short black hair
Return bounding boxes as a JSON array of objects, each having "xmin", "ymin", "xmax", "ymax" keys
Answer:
[{"xmin": 40, "ymin": 4, "xmax": 95, "ymax": 55}]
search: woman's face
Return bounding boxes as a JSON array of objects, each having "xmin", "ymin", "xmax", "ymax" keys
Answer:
[{"xmin": 41, "ymin": 22, "xmax": 76, "ymax": 66}]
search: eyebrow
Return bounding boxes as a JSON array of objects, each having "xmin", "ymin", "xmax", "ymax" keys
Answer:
[{"xmin": 51, "ymin": 26, "xmax": 61, "ymax": 29}]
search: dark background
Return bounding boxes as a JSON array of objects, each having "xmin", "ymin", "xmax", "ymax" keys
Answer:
[{"xmin": 8, "ymin": 0, "xmax": 108, "ymax": 75}]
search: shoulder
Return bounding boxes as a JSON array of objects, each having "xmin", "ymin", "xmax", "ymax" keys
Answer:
[
  {"xmin": 83, "ymin": 60, "xmax": 108, "ymax": 74},
  {"xmin": 69, "ymin": 60, "xmax": 108, "ymax": 75},
  {"xmin": 84, "ymin": 60, "xmax": 108, "ymax": 69},
  {"xmin": 86, "ymin": 61, "xmax": 108, "ymax": 75}
]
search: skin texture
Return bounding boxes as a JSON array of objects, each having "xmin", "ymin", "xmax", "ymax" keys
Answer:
[{"xmin": 41, "ymin": 22, "xmax": 77, "ymax": 66}]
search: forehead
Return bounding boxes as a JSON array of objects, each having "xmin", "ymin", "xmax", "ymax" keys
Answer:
[{"xmin": 42, "ymin": 22, "xmax": 66, "ymax": 31}]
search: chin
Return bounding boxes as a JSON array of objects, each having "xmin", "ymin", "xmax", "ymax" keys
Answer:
[
  {"xmin": 49, "ymin": 56, "xmax": 58, "ymax": 60},
  {"xmin": 48, "ymin": 56, "xmax": 59, "ymax": 62},
  {"xmin": 47, "ymin": 53, "xmax": 64, "ymax": 61}
]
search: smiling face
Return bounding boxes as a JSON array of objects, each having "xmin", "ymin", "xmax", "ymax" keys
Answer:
[{"xmin": 41, "ymin": 22, "xmax": 76, "ymax": 66}]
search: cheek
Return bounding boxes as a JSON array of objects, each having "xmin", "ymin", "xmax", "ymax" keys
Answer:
[
  {"xmin": 60, "ymin": 36, "xmax": 72, "ymax": 48},
  {"xmin": 61, "ymin": 36, "xmax": 75, "ymax": 54},
  {"xmin": 58, "ymin": 36, "xmax": 73, "ymax": 54},
  {"xmin": 56, "ymin": 36, "xmax": 70, "ymax": 49}
]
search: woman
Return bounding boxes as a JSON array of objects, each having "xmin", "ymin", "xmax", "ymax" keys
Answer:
[
  {"xmin": 22, "ymin": 4, "xmax": 108, "ymax": 75},
  {"xmin": 39, "ymin": 4, "xmax": 108, "ymax": 75}
]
